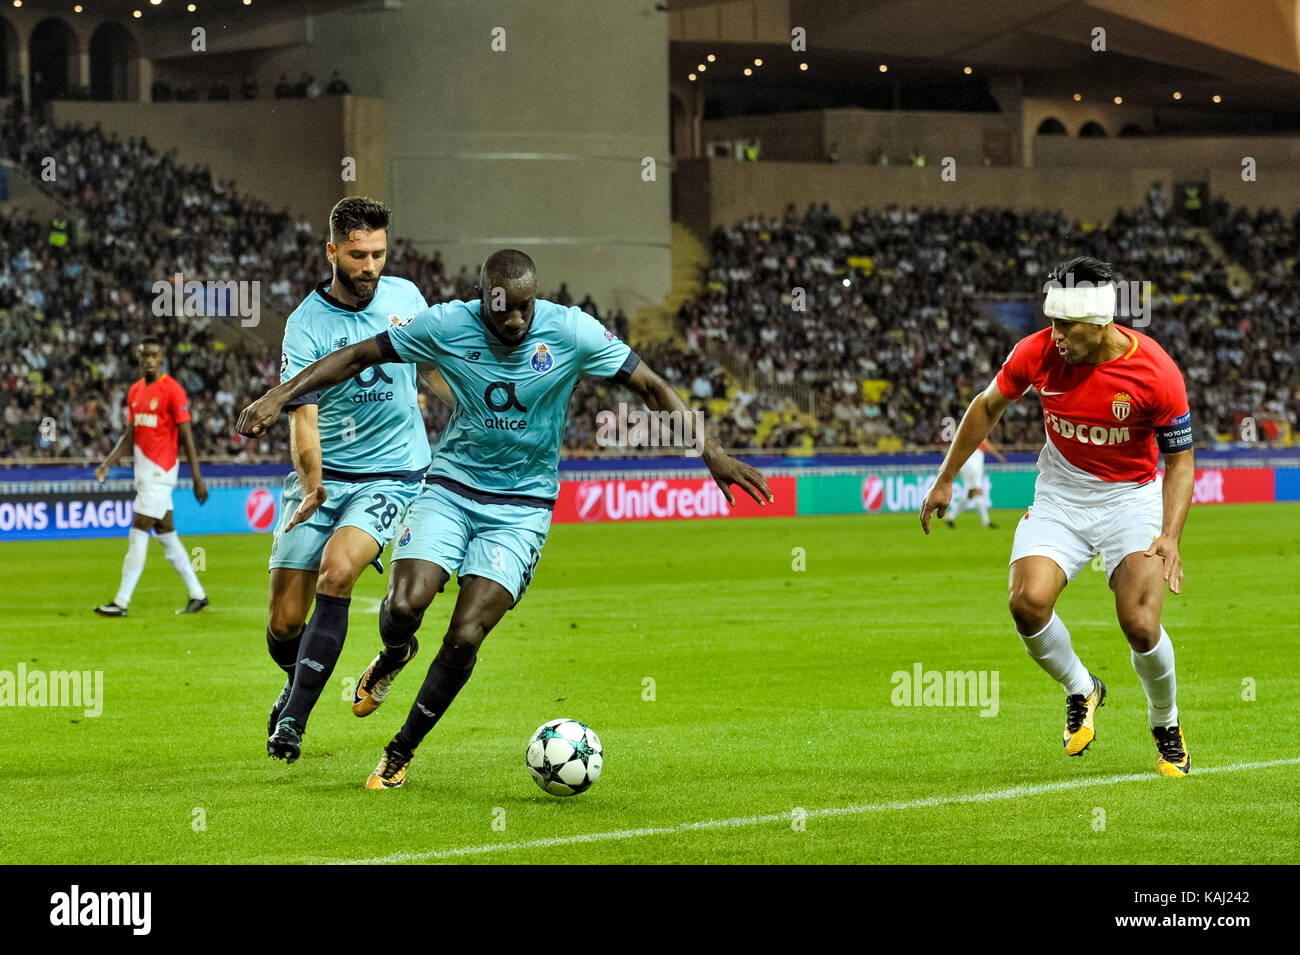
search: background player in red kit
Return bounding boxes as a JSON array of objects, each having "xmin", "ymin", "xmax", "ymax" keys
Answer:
[
  {"xmin": 93, "ymin": 338, "xmax": 210, "ymax": 616},
  {"xmin": 921, "ymin": 257, "xmax": 1195, "ymax": 777}
]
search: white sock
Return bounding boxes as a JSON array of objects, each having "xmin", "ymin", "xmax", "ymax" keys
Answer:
[
  {"xmin": 1132, "ymin": 627, "xmax": 1178, "ymax": 728},
  {"xmin": 947, "ymin": 497, "xmax": 963, "ymax": 520},
  {"xmin": 973, "ymin": 495, "xmax": 990, "ymax": 526},
  {"xmin": 114, "ymin": 528, "xmax": 150, "ymax": 607},
  {"xmin": 157, "ymin": 531, "xmax": 206, "ymax": 600},
  {"xmin": 1019, "ymin": 612, "xmax": 1093, "ymax": 696}
]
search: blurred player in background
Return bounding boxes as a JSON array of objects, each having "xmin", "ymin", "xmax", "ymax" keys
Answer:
[
  {"xmin": 944, "ymin": 437, "xmax": 1009, "ymax": 529},
  {"xmin": 238, "ymin": 249, "xmax": 772, "ymax": 786},
  {"xmin": 93, "ymin": 338, "xmax": 209, "ymax": 616},
  {"xmin": 921, "ymin": 256, "xmax": 1195, "ymax": 777},
  {"xmin": 260, "ymin": 196, "xmax": 452, "ymax": 761}
]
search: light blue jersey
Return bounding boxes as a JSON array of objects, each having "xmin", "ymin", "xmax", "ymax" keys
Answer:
[
  {"xmin": 280, "ymin": 277, "xmax": 432, "ymax": 477},
  {"xmin": 381, "ymin": 299, "xmax": 637, "ymax": 500}
]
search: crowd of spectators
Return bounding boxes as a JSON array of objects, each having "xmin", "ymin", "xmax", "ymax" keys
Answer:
[
  {"xmin": 687, "ymin": 198, "xmax": 1295, "ymax": 448},
  {"xmin": 1, "ymin": 102, "xmax": 1296, "ymax": 460},
  {"xmin": 0, "ymin": 106, "xmax": 649, "ymax": 461},
  {"xmin": 150, "ymin": 71, "xmax": 351, "ymax": 104}
]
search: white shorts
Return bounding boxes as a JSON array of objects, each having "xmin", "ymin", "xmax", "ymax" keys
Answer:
[
  {"xmin": 958, "ymin": 449, "xmax": 985, "ymax": 493},
  {"xmin": 1010, "ymin": 480, "xmax": 1162, "ymax": 582},
  {"xmin": 134, "ymin": 459, "xmax": 179, "ymax": 520},
  {"xmin": 134, "ymin": 481, "xmax": 176, "ymax": 520}
]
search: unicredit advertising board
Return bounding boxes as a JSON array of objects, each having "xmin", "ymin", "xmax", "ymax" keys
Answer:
[
  {"xmin": 0, "ymin": 464, "xmax": 1288, "ymax": 540},
  {"xmin": 553, "ymin": 476, "xmax": 797, "ymax": 523}
]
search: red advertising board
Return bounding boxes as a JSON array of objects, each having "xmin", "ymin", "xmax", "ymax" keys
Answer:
[
  {"xmin": 1155, "ymin": 467, "xmax": 1274, "ymax": 504},
  {"xmin": 554, "ymin": 476, "xmax": 797, "ymax": 524}
]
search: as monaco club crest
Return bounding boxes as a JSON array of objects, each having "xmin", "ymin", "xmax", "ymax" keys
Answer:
[
  {"xmin": 246, "ymin": 487, "xmax": 277, "ymax": 532},
  {"xmin": 1112, "ymin": 392, "xmax": 1132, "ymax": 421}
]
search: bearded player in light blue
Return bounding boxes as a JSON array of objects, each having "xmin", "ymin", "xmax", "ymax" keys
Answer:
[
  {"xmin": 260, "ymin": 196, "xmax": 451, "ymax": 762},
  {"xmin": 239, "ymin": 249, "xmax": 771, "ymax": 785}
]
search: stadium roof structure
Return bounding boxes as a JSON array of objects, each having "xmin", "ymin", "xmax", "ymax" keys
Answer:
[
  {"xmin": 8, "ymin": 0, "xmax": 382, "ymax": 21},
  {"xmin": 669, "ymin": 0, "xmax": 1300, "ymax": 113}
]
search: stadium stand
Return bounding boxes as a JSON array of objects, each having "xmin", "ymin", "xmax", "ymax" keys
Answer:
[{"xmin": 1, "ymin": 104, "xmax": 1296, "ymax": 460}]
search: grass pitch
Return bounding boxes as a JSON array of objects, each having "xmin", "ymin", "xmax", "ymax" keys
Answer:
[{"xmin": 1, "ymin": 504, "xmax": 1296, "ymax": 864}]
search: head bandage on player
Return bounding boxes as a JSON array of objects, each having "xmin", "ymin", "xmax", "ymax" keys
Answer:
[{"xmin": 1043, "ymin": 283, "xmax": 1116, "ymax": 325}]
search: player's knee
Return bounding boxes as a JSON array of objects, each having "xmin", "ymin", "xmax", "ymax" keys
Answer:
[
  {"xmin": 1118, "ymin": 608, "xmax": 1161, "ymax": 652},
  {"xmin": 266, "ymin": 615, "xmax": 304, "ymax": 641},
  {"xmin": 443, "ymin": 620, "xmax": 486, "ymax": 661},
  {"xmin": 315, "ymin": 562, "xmax": 357, "ymax": 597},
  {"xmin": 385, "ymin": 592, "xmax": 425, "ymax": 631},
  {"xmin": 1008, "ymin": 583, "xmax": 1054, "ymax": 632}
]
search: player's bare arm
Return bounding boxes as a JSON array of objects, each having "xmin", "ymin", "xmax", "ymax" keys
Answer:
[
  {"xmin": 419, "ymin": 365, "xmax": 455, "ymax": 407},
  {"xmin": 95, "ymin": 422, "xmax": 134, "ymax": 483},
  {"xmin": 177, "ymin": 420, "xmax": 208, "ymax": 505},
  {"xmin": 985, "ymin": 437, "xmax": 1010, "ymax": 465},
  {"xmin": 286, "ymin": 404, "xmax": 325, "ymax": 531},
  {"xmin": 921, "ymin": 379, "xmax": 1013, "ymax": 534},
  {"xmin": 237, "ymin": 337, "xmax": 388, "ymax": 436},
  {"xmin": 623, "ymin": 362, "xmax": 772, "ymax": 507},
  {"xmin": 1144, "ymin": 447, "xmax": 1194, "ymax": 595}
]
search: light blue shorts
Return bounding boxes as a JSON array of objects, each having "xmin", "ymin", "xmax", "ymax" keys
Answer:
[
  {"xmin": 268, "ymin": 471, "xmax": 422, "ymax": 572},
  {"xmin": 392, "ymin": 480, "xmax": 552, "ymax": 605}
]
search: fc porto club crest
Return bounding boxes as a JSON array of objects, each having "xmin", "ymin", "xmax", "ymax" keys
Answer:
[
  {"xmin": 398, "ymin": 528, "xmax": 411, "ymax": 547},
  {"xmin": 1112, "ymin": 391, "xmax": 1132, "ymax": 422},
  {"xmin": 531, "ymin": 343, "xmax": 554, "ymax": 373}
]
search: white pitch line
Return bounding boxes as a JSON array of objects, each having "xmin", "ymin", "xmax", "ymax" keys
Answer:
[{"xmin": 332, "ymin": 756, "xmax": 1300, "ymax": 865}]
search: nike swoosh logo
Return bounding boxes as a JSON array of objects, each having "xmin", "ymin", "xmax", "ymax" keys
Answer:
[{"xmin": 1040, "ymin": 389, "xmax": 1068, "ymax": 396}]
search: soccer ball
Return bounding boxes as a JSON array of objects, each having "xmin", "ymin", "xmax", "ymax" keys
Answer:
[{"xmin": 526, "ymin": 718, "xmax": 603, "ymax": 796}]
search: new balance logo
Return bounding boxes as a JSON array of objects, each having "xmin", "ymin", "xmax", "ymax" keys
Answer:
[
  {"xmin": 333, "ymin": 337, "xmax": 348, "ymax": 350},
  {"xmin": 466, "ymin": 351, "xmax": 481, "ymax": 361},
  {"xmin": 416, "ymin": 703, "xmax": 437, "ymax": 718},
  {"xmin": 301, "ymin": 659, "xmax": 325, "ymax": 672}
]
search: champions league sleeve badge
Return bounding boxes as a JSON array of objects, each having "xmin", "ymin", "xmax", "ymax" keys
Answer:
[{"xmin": 531, "ymin": 343, "xmax": 554, "ymax": 373}]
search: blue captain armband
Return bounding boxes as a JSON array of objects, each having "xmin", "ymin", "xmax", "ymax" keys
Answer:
[{"xmin": 1155, "ymin": 411, "xmax": 1194, "ymax": 452}]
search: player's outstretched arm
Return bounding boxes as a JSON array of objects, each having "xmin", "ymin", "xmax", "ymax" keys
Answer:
[
  {"xmin": 178, "ymin": 421, "xmax": 207, "ymax": 504},
  {"xmin": 95, "ymin": 422, "xmax": 134, "ymax": 483},
  {"xmin": 622, "ymin": 362, "xmax": 772, "ymax": 507},
  {"xmin": 237, "ymin": 337, "xmax": 387, "ymax": 437},
  {"xmin": 921, "ymin": 380, "xmax": 1012, "ymax": 534},
  {"xmin": 1144, "ymin": 448, "xmax": 1194, "ymax": 595},
  {"xmin": 985, "ymin": 437, "xmax": 1010, "ymax": 464}
]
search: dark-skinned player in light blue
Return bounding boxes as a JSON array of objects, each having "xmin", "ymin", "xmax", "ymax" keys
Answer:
[{"xmin": 238, "ymin": 249, "xmax": 772, "ymax": 788}]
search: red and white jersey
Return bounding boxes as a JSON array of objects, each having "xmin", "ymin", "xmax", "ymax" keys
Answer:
[
  {"xmin": 126, "ymin": 374, "xmax": 190, "ymax": 479},
  {"xmin": 996, "ymin": 327, "xmax": 1193, "ymax": 504}
]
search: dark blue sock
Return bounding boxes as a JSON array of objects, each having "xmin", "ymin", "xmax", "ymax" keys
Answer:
[
  {"xmin": 267, "ymin": 628, "xmax": 301, "ymax": 679},
  {"xmin": 280, "ymin": 593, "xmax": 350, "ymax": 730},
  {"xmin": 393, "ymin": 646, "xmax": 475, "ymax": 752}
]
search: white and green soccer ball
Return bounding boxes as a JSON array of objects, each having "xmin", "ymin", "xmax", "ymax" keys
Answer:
[{"xmin": 526, "ymin": 718, "xmax": 603, "ymax": 796}]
